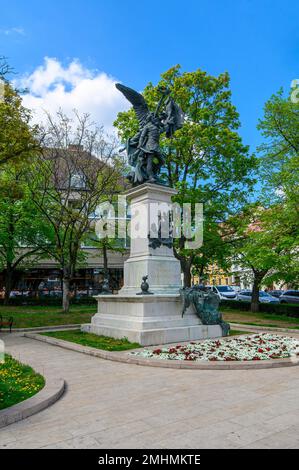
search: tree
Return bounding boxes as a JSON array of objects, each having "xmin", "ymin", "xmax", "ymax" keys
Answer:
[
  {"xmin": 114, "ymin": 65, "xmax": 257, "ymax": 286},
  {"xmin": 27, "ymin": 111, "xmax": 124, "ymax": 312},
  {"xmin": 257, "ymin": 89, "xmax": 299, "ymax": 288},
  {"xmin": 0, "ymin": 164, "xmax": 46, "ymax": 303},
  {"xmin": 0, "ymin": 60, "xmax": 39, "ymax": 167},
  {"xmin": 82, "ymin": 196, "xmax": 128, "ymax": 290},
  {"xmin": 0, "ymin": 56, "xmax": 13, "ymax": 80},
  {"xmin": 229, "ymin": 205, "xmax": 288, "ymax": 312},
  {"xmin": 87, "ymin": 232, "xmax": 127, "ymax": 289},
  {"xmin": 226, "ymin": 89, "xmax": 299, "ymax": 311}
]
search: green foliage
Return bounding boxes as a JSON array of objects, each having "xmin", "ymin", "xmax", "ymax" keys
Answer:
[
  {"xmin": 257, "ymin": 89, "xmax": 299, "ymax": 287},
  {"xmin": 221, "ymin": 299, "xmax": 299, "ymax": 317},
  {"xmin": 25, "ymin": 111, "xmax": 125, "ymax": 311},
  {"xmin": 0, "ymin": 164, "xmax": 48, "ymax": 300},
  {"xmin": 0, "ymin": 81, "xmax": 39, "ymax": 166},
  {"xmin": 114, "ymin": 65, "xmax": 257, "ymax": 284},
  {"xmin": 228, "ymin": 204, "xmax": 293, "ymax": 311},
  {"xmin": 0, "ymin": 295, "xmax": 97, "ymax": 307}
]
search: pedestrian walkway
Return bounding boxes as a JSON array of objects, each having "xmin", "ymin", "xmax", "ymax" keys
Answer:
[{"xmin": 1, "ymin": 333, "xmax": 299, "ymax": 449}]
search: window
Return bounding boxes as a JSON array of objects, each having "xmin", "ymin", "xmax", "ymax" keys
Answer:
[
  {"xmin": 70, "ymin": 173, "xmax": 86, "ymax": 189},
  {"xmin": 217, "ymin": 286, "xmax": 234, "ymax": 292},
  {"xmin": 259, "ymin": 291, "xmax": 270, "ymax": 297}
]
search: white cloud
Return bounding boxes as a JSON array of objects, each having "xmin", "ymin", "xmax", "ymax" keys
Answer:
[
  {"xmin": 16, "ymin": 57, "xmax": 129, "ymax": 133},
  {"xmin": 0, "ymin": 27, "xmax": 25, "ymax": 36}
]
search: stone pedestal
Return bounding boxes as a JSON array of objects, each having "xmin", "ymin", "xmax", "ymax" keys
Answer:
[
  {"xmin": 82, "ymin": 183, "xmax": 222, "ymax": 346},
  {"xmin": 120, "ymin": 183, "xmax": 181, "ymax": 295},
  {"xmin": 82, "ymin": 294, "xmax": 222, "ymax": 346}
]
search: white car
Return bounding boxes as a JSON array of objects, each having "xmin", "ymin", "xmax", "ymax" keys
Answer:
[{"xmin": 208, "ymin": 285, "xmax": 237, "ymax": 300}]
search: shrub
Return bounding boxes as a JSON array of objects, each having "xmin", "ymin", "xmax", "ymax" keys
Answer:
[
  {"xmin": 0, "ymin": 296, "xmax": 97, "ymax": 307},
  {"xmin": 220, "ymin": 300, "xmax": 299, "ymax": 318}
]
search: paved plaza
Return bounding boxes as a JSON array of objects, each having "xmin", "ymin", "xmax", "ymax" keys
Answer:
[{"xmin": 1, "ymin": 333, "xmax": 299, "ymax": 449}]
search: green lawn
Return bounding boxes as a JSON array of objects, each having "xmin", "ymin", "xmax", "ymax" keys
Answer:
[
  {"xmin": 1, "ymin": 303, "xmax": 299, "ymax": 331},
  {"xmin": 229, "ymin": 329, "xmax": 248, "ymax": 336},
  {"xmin": 42, "ymin": 329, "xmax": 141, "ymax": 351},
  {"xmin": 0, "ymin": 354, "xmax": 45, "ymax": 410},
  {"xmin": 223, "ymin": 308, "xmax": 299, "ymax": 329},
  {"xmin": 42, "ymin": 329, "xmax": 246, "ymax": 352},
  {"xmin": 0, "ymin": 304, "xmax": 95, "ymax": 329}
]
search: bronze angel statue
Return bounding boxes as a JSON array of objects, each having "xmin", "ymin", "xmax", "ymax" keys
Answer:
[{"xmin": 115, "ymin": 83, "xmax": 184, "ymax": 185}]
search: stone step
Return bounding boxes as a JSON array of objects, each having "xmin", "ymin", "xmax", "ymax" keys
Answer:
[
  {"xmin": 90, "ymin": 314, "xmax": 202, "ymax": 330},
  {"xmin": 82, "ymin": 323, "xmax": 222, "ymax": 346}
]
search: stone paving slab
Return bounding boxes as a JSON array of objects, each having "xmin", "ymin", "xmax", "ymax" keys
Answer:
[{"xmin": 0, "ymin": 333, "xmax": 299, "ymax": 448}]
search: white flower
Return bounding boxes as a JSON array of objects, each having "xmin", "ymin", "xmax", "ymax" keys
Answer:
[{"xmin": 130, "ymin": 334, "xmax": 299, "ymax": 362}]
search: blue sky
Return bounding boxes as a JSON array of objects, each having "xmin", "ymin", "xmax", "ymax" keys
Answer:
[{"xmin": 1, "ymin": 0, "xmax": 298, "ymax": 151}]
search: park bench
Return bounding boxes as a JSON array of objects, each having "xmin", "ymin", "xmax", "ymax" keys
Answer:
[{"xmin": 0, "ymin": 315, "xmax": 14, "ymax": 333}]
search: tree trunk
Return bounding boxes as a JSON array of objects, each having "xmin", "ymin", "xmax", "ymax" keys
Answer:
[
  {"xmin": 62, "ymin": 268, "xmax": 71, "ymax": 313},
  {"xmin": 183, "ymin": 268, "xmax": 192, "ymax": 288},
  {"xmin": 181, "ymin": 258, "xmax": 193, "ymax": 288},
  {"xmin": 251, "ymin": 275, "xmax": 261, "ymax": 313},
  {"xmin": 103, "ymin": 242, "xmax": 108, "ymax": 274},
  {"xmin": 4, "ymin": 267, "xmax": 13, "ymax": 305}
]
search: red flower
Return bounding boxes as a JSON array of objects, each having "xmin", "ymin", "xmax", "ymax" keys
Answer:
[
  {"xmin": 168, "ymin": 348, "xmax": 177, "ymax": 354},
  {"xmin": 185, "ymin": 355, "xmax": 196, "ymax": 361},
  {"xmin": 153, "ymin": 349, "xmax": 162, "ymax": 354}
]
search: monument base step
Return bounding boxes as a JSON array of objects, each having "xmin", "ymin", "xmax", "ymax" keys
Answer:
[
  {"xmin": 81, "ymin": 293, "xmax": 224, "ymax": 346},
  {"xmin": 81, "ymin": 323, "xmax": 222, "ymax": 346}
]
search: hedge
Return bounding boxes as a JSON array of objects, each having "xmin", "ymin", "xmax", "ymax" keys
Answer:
[
  {"xmin": 220, "ymin": 299, "xmax": 299, "ymax": 318},
  {"xmin": 0, "ymin": 296, "xmax": 97, "ymax": 307}
]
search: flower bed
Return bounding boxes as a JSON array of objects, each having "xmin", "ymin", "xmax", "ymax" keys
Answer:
[{"xmin": 130, "ymin": 334, "xmax": 299, "ymax": 362}]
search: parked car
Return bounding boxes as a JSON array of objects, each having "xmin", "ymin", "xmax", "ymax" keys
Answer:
[
  {"xmin": 267, "ymin": 290, "xmax": 284, "ymax": 298},
  {"xmin": 48, "ymin": 290, "xmax": 63, "ymax": 298},
  {"xmin": 208, "ymin": 285, "xmax": 237, "ymax": 300},
  {"xmin": 279, "ymin": 290, "xmax": 299, "ymax": 304},
  {"xmin": 236, "ymin": 290, "xmax": 279, "ymax": 303},
  {"xmin": 230, "ymin": 285, "xmax": 241, "ymax": 293},
  {"xmin": 9, "ymin": 290, "xmax": 24, "ymax": 298}
]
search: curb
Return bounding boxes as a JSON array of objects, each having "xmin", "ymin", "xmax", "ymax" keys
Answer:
[
  {"xmin": 0, "ymin": 324, "xmax": 80, "ymax": 334},
  {"xmin": 0, "ymin": 376, "xmax": 65, "ymax": 428},
  {"xmin": 229, "ymin": 323, "xmax": 299, "ymax": 334},
  {"xmin": 25, "ymin": 332, "xmax": 299, "ymax": 371}
]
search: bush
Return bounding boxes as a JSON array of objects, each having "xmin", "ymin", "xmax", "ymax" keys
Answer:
[
  {"xmin": 220, "ymin": 300, "xmax": 299, "ymax": 318},
  {"xmin": 221, "ymin": 300, "xmax": 251, "ymax": 311},
  {"xmin": 0, "ymin": 296, "xmax": 97, "ymax": 307}
]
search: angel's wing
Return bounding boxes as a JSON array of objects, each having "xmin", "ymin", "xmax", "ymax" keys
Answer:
[{"xmin": 115, "ymin": 83, "xmax": 149, "ymax": 127}]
